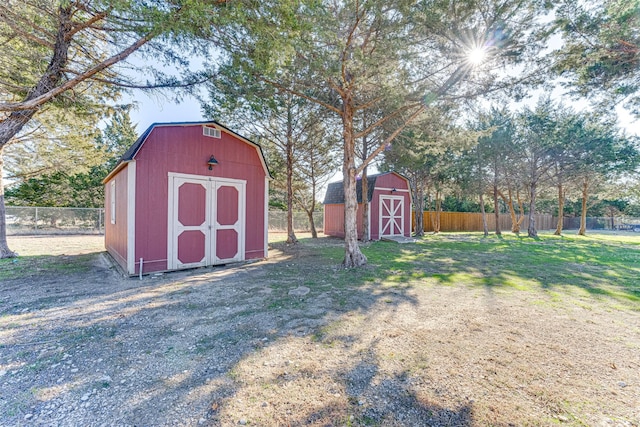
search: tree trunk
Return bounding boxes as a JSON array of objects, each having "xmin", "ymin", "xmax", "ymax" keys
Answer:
[
  {"xmin": 500, "ymin": 187, "xmax": 519, "ymax": 234},
  {"xmin": 285, "ymin": 105, "xmax": 298, "ymax": 244},
  {"xmin": 305, "ymin": 209, "xmax": 318, "ymax": 238},
  {"xmin": 554, "ymin": 183, "xmax": 565, "ymax": 236},
  {"xmin": 342, "ymin": 102, "xmax": 366, "ymax": 268},
  {"xmin": 479, "ymin": 191, "xmax": 488, "ymax": 237},
  {"xmin": 578, "ymin": 178, "xmax": 588, "ymax": 236},
  {"xmin": 360, "ymin": 119, "xmax": 370, "ymax": 241},
  {"xmin": 0, "ymin": 6, "xmax": 73, "ymax": 147},
  {"xmin": 361, "ymin": 167, "xmax": 369, "ymax": 241},
  {"xmin": 493, "ymin": 182, "xmax": 501, "ymax": 235},
  {"xmin": 433, "ymin": 191, "xmax": 441, "ymax": 234},
  {"xmin": 0, "ymin": 6, "xmax": 74, "ymax": 256},
  {"xmin": 527, "ymin": 181, "xmax": 538, "ymax": 238},
  {"xmin": 413, "ymin": 180, "xmax": 424, "ymax": 237},
  {"xmin": 516, "ymin": 188, "xmax": 526, "ymax": 231},
  {"xmin": 0, "ymin": 146, "xmax": 16, "ymax": 258},
  {"xmin": 609, "ymin": 211, "xmax": 614, "ymax": 230}
]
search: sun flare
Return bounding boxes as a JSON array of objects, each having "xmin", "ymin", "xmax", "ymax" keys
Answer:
[{"xmin": 468, "ymin": 47, "xmax": 487, "ymax": 65}]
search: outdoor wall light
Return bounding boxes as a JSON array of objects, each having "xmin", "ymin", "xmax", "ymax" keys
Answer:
[
  {"xmin": 207, "ymin": 155, "xmax": 219, "ymax": 170},
  {"xmin": 391, "ymin": 188, "xmax": 397, "ymax": 193}
]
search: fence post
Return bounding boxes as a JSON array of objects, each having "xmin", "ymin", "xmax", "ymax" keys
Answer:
[{"xmin": 34, "ymin": 207, "xmax": 38, "ymax": 231}]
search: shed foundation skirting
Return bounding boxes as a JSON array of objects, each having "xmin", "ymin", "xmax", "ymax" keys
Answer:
[{"xmin": 105, "ymin": 244, "xmax": 127, "ymax": 270}]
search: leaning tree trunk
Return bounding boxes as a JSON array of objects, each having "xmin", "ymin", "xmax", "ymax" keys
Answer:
[
  {"xmin": 0, "ymin": 6, "xmax": 75, "ymax": 258},
  {"xmin": 554, "ymin": 183, "xmax": 565, "ymax": 236},
  {"xmin": 342, "ymin": 103, "xmax": 367, "ymax": 268},
  {"xmin": 500, "ymin": 188, "xmax": 519, "ymax": 234},
  {"xmin": 479, "ymin": 191, "xmax": 489, "ymax": 237},
  {"xmin": 493, "ymin": 183, "xmax": 501, "ymax": 236},
  {"xmin": 305, "ymin": 209, "xmax": 318, "ymax": 238},
  {"xmin": 0, "ymin": 146, "xmax": 16, "ymax": 258},
  {"xmin": 578, "ymin": 178, "xmax": 589, "ymax": 236},
  {"xmin": 527, "ymin": 181, "xmax": 538, "ymax": 238},
  {"xmin": 0, "ymin": 6, "xmax": 73, "ymax": 146}
]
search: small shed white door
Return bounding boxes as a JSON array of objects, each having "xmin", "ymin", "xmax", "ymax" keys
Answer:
[
  {"xmin": 379, "ymin": 195, "xmax": 404, "ymax": 237},
  {"xmin": 168, "ymin": 173, "xmax": 245, "ymax": 270}
]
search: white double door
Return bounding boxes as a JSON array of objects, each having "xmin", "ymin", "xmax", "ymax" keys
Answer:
[{"xmin": 168, "ymin": 173, "xmax": 246, "ymax": 270}]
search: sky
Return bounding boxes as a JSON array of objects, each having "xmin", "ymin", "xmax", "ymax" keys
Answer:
[
  {"xmin": 125, "ymin": 92, "xmax": 206, "ymax": 134},
  {"xmin": 124, "ymin": 89, "xmax": 639, "ymax": 201},
  {"xmin": 123, "ymin": 30, "xmax": 640, "ymax": 140},
  {"xmin": 126, "ymin": 87, "xmax": 639, "ymax": 141}
]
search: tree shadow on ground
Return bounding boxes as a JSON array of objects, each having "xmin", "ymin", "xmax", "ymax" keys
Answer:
[
  {"xmin": 0, "ymin": 238, "xmax": 434, "ymax": 426},
  {"xmin": 293, "ymin": 352, "xmax": 473, "ymax": 427},
  {"xmin": 1, "ymin": 233, "xmax": 638, "ymax": 425}
]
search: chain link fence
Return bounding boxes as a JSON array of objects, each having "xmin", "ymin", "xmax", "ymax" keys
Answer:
[
  {"xmin": 267, "ymin": 210, "xmax": 323, "ymax": 232},
  {"xmin": 6, "ymin": 206, "xmax": 105, "ymax": 235},
  {"xmin": 5, "ymin": 206, "xmax": 325, "ymax": 235},
  {"xmin": 561, "ymin": 216, "xmax": 640, "ymax": 231}
]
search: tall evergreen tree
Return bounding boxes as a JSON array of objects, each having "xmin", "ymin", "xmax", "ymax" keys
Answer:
[
  {"xmin": 516, "ymin": 98, "xmax": 560, "ymax": 238},
  {"xmin": 202, "ymin": 65, "xmax": 338, "ymax": 243},
  {"xmin": 5, "ymin": 109, "xmax": 138, "ymax": 208},
  {"xmin": 381, "ymin": 107, "xmax": 478, "ymax": 235},
  {"xmin": 220, "ymin": 0, "xmax": 552, "ymax": 266},
  {"xmin": 554, "ymin": 0, "xmax": 640, "ymax": 116}
]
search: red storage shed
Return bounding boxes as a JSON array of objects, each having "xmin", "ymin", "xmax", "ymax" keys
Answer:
[
  {"xmin": 323, "ymin": 172, "xmax": 412, "ymax": 241},
  {"xmin": 103, "ymin": 121, "xmax": 270, "ymax": 275}
]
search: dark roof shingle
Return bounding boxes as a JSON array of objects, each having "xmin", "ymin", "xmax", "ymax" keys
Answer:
[{"xmin": 323, "ymin": 174, "xmax": 383, "ymax": 204}]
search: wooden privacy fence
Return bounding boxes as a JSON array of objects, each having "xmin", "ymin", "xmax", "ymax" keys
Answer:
[{"xmin": 413, "ymin": 211, "xmax": 556, "ymax": 232}]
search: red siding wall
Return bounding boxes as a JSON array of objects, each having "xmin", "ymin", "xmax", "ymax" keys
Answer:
[
  {"xmin": 323, "ymin": 203, "xmax": 365, "ymax": 239},
  {"xmin": 104, "ymin": 165, "xmax": 129, "ymax": 271},
  {"xmin": 132, "ymin": 125, "xmax": 267, "ymax": 273},
  {"xmin": 323, "ymin": 172, "xmax": 411, "ymax": 240}
]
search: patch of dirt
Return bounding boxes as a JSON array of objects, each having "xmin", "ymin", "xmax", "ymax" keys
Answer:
[{"xmin": 0, "ymin": 235, "xmax": 639, "ymax": 426}]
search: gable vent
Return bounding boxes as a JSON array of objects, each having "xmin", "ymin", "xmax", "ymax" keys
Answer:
[{"xmin": 203, "ymin": 126, "xmax": 221, "ymax": 139}]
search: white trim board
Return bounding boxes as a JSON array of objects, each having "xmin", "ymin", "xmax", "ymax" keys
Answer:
[
  {"xmin": 126, "ymin": 162, "xmax": 136, "ymax": 275},
  {"xmin": 375, "ymin": 186, "xmax": 410, "ymax": 193},
  {"xmin": 264, "ymin": 177, "xmax": 269, "ymax": 258},
  {"xmin": 367, "ymin": 202, "xmax": 371, "ymax": 241},
  {"xmin": 168, "ymin": 171, "xmax": 247, "ymax": 185}
]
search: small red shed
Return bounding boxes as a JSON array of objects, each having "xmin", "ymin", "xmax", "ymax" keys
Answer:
[
  {"xmin": 103, "ymin": 121, "xmax": 270, "ymax": 275},
  {"xmin": 323, "ymin": 172, "xmax": 412, "ymax": 240}
]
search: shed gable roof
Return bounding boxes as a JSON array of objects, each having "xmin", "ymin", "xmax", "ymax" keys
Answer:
[
  {"xmin": 323, "ymin": 172, "xmax": 408, "ymax": 204},
  {"xmin": 323, "ymin": 175, "xmax": 377, "ymax": 204},
  {"xmin": 103, "ymin": 121, "xmax": 271, "ymax": 183}
]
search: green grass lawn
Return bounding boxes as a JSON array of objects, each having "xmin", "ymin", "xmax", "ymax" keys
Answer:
[
  {"xmin": 0, "ymin": 254, "xmax": 95, "ymax": 280},
  {"xmin": 4, "ymin": 232, "xmax": 639, "ymax": 308},
  {"xmin": 282, "ymin": 231, "xmax": 640, "ymax": 309},
  {"xmin": 1, "ymin": 235, "xmax": 104, "ymax": 280}
]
